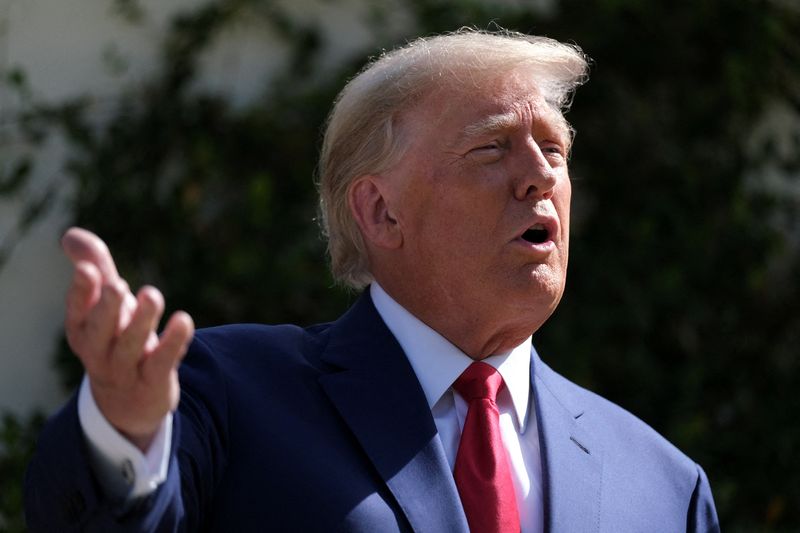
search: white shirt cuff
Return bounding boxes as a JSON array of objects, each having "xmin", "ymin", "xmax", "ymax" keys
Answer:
[{"xmin": 77, "ymin": 375, "xmax": 172, "ymax": 500}]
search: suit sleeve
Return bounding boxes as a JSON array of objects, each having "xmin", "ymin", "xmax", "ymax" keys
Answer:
[
  {"xmin": 24, "ymin": 335, "xmax": 230, "ymax": 532},
  {"xmin": 686, "ymin": 463, "xmax": 721, "ymax": 533}
]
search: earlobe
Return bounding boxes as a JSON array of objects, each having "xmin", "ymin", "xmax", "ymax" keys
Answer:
[{"xmin": 348, "ymin": 176, "xmax": 403, "ymax": 249}]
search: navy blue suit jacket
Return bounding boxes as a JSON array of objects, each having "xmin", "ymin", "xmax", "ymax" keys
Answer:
[{"xmin": 25, "ymin": 291, "xmax": 719, "ymax": 532}]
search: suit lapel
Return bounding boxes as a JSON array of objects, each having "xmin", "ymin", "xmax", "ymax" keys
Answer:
[
  {"xmin": 319, "ymin": 292, "xmax": 469, "ymax": 533},
  {"xmin": 532, "ymin": 350, "xmax": 603, "ymax": 533}
]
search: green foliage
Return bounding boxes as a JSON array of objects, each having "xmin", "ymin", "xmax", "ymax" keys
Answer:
[
  {"xmin": 0, "ymin": 413, "xmax": 44, "ymax": 533},
  {"xmin": 2, "ymin": 0, "xmax": 798, "ymax": 529}
]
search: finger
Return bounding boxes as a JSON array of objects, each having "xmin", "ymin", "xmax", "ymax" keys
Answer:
[
  {"xmin": 61, "ymin": 227, "xmax": 120, "ymax": 282},
  {"xmin": 141, "ymin": 311, "xmax": 194, "ymax": 384},
  {"xmin": 83, "ymin": 280, "xmax": 128, "ymax": 365},
  {"xmin": 65, "ymin": 260, "xmax": 102, "ymax": 333},
  {"xmin": 112, "ymin": 286, "xmax": 165, "ymax": 371},
  {"xmin": 119, "ymin": 290, "xmax": 138, "ymax": 333}
]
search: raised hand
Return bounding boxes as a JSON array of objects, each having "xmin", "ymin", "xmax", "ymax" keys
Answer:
[{"xmin": 61, "ymin": 227, "xmax": 194, "ymax": 451}]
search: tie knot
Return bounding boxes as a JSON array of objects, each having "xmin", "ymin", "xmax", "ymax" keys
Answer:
[{"xmin": 453, "ymin": 362, "xmax": 504, "ymax": 402}]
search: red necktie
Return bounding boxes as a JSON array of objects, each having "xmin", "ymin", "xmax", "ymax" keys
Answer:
[{"xmin": 453, "ymin": 362, "xmax": 521, "ymax": 533}]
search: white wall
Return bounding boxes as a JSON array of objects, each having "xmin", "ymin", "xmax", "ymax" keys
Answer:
[
  {"xmin": 0, "ymin": 133, "xmax": 71, "ymax": 416},
  {"xmin": 0, "ymin": 0, "xmax": 394, "ymax": 416}
]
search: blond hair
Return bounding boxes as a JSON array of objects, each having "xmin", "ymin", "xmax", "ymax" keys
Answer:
[{"xmin": 318, "ymin": 28, "xmax": 589, "ymax": 289}]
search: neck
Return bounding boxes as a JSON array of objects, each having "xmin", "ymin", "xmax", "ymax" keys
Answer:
[{"xmin": 373, "ymin": 278, "xmax": 533, "ymax": 360}]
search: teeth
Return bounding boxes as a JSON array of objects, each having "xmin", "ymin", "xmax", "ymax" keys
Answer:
[{"xmin": 530, "ymin": 223, "xmax": 545, "ymax": 230}]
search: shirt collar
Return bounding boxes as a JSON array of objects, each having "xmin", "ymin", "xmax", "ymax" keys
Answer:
[{"xmin": 370, "ymin": 283, "xmax": 531, "ymax": 431}]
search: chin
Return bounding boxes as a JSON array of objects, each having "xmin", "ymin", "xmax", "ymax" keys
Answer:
[
  {"xmin": 502, "ymin": 279, "xmax": 562, "ymax": 317},
  {"xmin": 523, "ymin": 261, "xmax": 565, "ymax": 292},
  {"xmin": 507, "ymin": 268, "xmax": 564, "ymax": 313}
]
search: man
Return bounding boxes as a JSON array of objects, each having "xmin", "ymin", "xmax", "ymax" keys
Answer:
[{"xmin": 25, "ymin": 29, "xmax": 720, "ymax": 532}]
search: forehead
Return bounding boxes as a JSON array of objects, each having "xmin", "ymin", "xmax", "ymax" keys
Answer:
[{"xmin": 404, "ymin": 68, "xmax": 569, "ymax": 144}]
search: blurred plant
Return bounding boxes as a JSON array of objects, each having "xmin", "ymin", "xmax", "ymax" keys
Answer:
[
  {"xmin": 1, "ymin": 0, "xmax": 799, "ymax": 530},
  {"xmin": 39, "ymin": 0, "xmax": 365, "ymax": 388},
  {"xmin": 0, "ymin": 413, "xmax": 44, "ymax": 533}
]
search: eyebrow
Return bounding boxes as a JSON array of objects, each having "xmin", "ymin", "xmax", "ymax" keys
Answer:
[
  {"xmin": 459, "ymin": 112, "xmax": 520, "ymax": 143},
  {"xmin": 454, "ymin": 108, "xmax": 571, "ymax": 148}
]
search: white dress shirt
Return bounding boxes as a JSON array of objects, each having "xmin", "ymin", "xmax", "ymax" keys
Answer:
[{"xmin": 79, "ymin": 283, "xmax": 544, "ymax": 532}]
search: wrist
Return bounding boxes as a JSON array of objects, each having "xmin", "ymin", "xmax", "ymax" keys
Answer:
[{"xmin": 89, "ymin": 380, "xmax": 162, "ymax": 452}]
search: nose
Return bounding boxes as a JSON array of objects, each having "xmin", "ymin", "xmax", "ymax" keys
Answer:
[{"xmin": 512, "ymin": 140, "xmax": 558, "ymax": 201}]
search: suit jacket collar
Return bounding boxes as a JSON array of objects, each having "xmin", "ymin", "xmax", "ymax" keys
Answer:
[
  {"xmin": 318, "ymin": 291, "xmax": 469, "ymax": 533},
  {"xmin": 532, "ymin": 350, "xmax": 603, "ymax": 532}
]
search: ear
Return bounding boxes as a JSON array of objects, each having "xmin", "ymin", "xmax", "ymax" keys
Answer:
[{"xmin": 348, "ymin": 175, "xmax": 403, "ymax": 249}]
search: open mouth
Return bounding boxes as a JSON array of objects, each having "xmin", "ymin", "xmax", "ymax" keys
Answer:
[{"xmin": 521, "ymin": 224, "xmax": 550, "ymax": 244}]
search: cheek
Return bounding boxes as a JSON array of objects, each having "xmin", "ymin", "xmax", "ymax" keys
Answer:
[
  {"xmin": 396, "ymin": 188, "xmax": 460, "ymax": 257},
  {"xmin": 555, "ymin": 179, "xmax": 572, "ymax": 227}
]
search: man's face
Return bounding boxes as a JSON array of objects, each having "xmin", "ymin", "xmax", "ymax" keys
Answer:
[{"xmin": 381, "ymin": 68, "xmax": 572, "ymax": 353}]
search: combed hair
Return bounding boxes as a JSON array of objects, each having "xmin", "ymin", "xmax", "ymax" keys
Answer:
[{"xmin": 318, "ymin": 28, "xmax": 589, "ymax": 289}]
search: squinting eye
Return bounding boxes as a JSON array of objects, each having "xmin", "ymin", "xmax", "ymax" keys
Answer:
[
  {"xmin": 474, "ymin": 142, "xmax": 501, "ymax": 152},
  {"xmin": 467, "ymin": 142, "xmax": 504, "ymax": 162},
  {"xmin": 541, "ymin": 144, "xmax": 565, "ymax": 157},
  {"xmin": 466, "ymin": 142, "xmax": 504, "ymax": 163}
]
